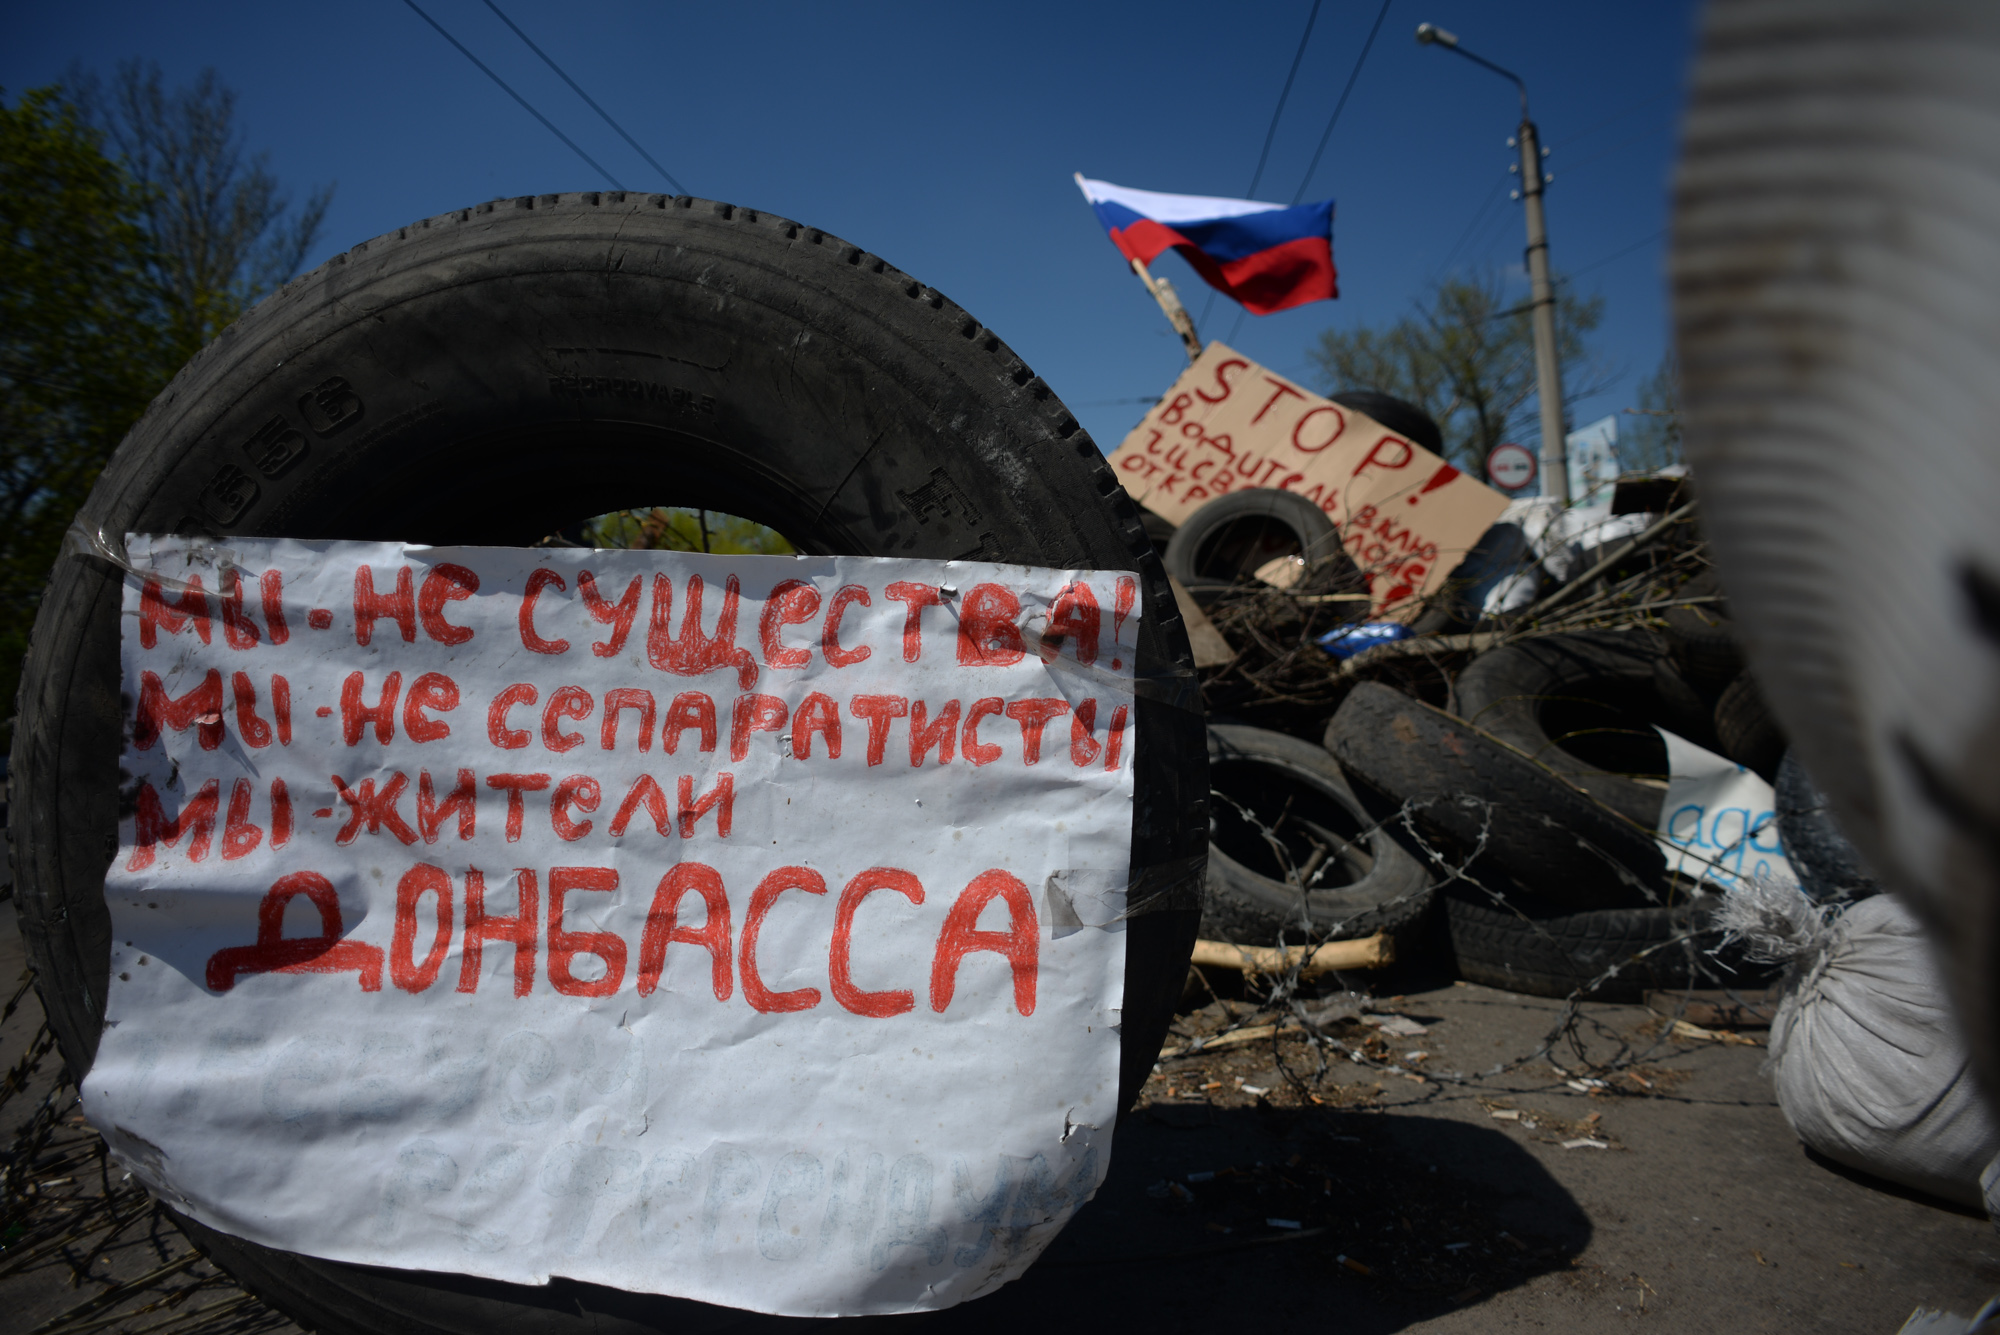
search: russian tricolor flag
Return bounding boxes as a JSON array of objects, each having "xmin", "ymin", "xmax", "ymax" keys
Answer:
[{"xmin": 1076, "ymin": 175, "xmax": 1337, "ymax": 315}]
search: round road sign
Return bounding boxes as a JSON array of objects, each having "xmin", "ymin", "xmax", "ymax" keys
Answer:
[{"xmin": 1487, "ymin": 442, "xmax": 1537, "ymax": 492}]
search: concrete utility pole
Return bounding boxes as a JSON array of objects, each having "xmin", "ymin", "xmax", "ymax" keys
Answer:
[
  {"xmin": 1514, "ymin": 119, "xmax": 1568, "ymax": 503},
  {"xmin": 1417, "ymin": 24, "xmax": 1570, "ymax": 503}
]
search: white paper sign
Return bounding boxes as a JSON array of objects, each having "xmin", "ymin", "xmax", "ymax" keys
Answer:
[
  {"xmin": 1654, "ymin": 728, "xmax": 1794, "ymax": 890},
  {"xmin": 85, "ymin": 537, "xmax": 1141, "ymax": 1317}
]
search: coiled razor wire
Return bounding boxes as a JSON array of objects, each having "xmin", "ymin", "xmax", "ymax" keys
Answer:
[
  {"xmin": 1191, "ymin": 771, "xmax": 1783, "ymax": 1105},
  {"xmin": 0, "ymin": 972, "xmax": 288, "ymax": 1335}
]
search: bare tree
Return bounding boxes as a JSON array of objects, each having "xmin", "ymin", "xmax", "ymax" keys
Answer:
[
  {"xmin": 71, "ymin": 61, "xmax": 333, "ymax": 357},
  {"xmin": 1306, "ymin": 274, "xmax": 1610, "ymax": 472}
]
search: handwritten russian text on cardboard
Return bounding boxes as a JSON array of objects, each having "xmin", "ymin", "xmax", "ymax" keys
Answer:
[{"xmin": 1108, "ymin": 343, "xmax": 1508, "ymax": 612}]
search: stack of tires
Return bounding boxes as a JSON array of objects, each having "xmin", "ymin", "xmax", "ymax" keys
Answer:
[
  {"xmin": 1145, "ymin": 453, "xmax": 1435, "ymax": 958},
  {"xmin": 1182, "ymin": 500, "xmax": 1796, "ymax": 997},
  {"xmin": 1196, "ymin": 723, "xmax": 1433, "ymax": 949},
  {"xmin": 1154, "ymin": 381, "xmax": 1785, "ymax": 996},
  {"xmin": 1324, "ymin": 627, "xmax": 1770, "ymax": 1000}
]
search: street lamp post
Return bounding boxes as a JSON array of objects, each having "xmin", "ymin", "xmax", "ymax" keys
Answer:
[{"xmin": 1417, "ymin": 23, "xmax": 1570, "ymax": 504}]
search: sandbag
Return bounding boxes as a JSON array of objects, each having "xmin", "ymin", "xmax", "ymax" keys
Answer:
[{"xmin": 1728, "ymin": 883, "xmax": 2000, "ymax": 1208}]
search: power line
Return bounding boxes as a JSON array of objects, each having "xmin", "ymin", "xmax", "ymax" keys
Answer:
[
  {"xmin": 1219, "ymin": 0, "xmax": 1394, "ymax": 347},
  {"xmin": 1198, "ymin": 0, "xmax": 1327, "ymax": 336},
  {"xmin": 1222, "ymin": 304, "xmax": 1247, "ymax": 349},
  {"xmin": 1463, "ymin": 189, "xmax": 1525, "ymax": 267},
  {"xmin": 1562, "ymin": 228, "xmax": 1667, "ymax": 280},
  {"xmin": 1292, "ymin": 0, "xmax": 1395, "ymax": 203},
  {"xmin": 1246, "ymin": 0, "xmax": 1326, "ymax": 201},
  {"xmin": 1432, "ymin": 169, "xmax": 1511, "ymax": 280},
  {"xmin": 480, "ymin": 0, "xmax": 687, "ymax": 194},
  {"xmin": 401, "ymin": 0, "xmax": 626, "ymax": 190},
  {"xmin": 1549, "ymin": 116, "xmax": 1676, "ymax": 180}
]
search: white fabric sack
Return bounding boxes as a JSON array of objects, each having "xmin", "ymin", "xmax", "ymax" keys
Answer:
[
  {"xmin": 1743, "ymin": 887, "xmax": 2000, "ymax": 1208},
  {"xmin": 1474, "ymin": 496, "xmax": 1657, "ymax": 617}
]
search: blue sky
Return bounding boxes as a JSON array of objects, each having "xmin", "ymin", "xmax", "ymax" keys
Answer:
[{"xmin": 6, "ymin": 0, "xmax": 1699, "ymax": 458}]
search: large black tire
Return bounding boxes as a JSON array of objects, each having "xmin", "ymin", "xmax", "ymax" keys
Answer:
[
  {"xmin": 1327, "ymin": 391, "xmax": 1444, "ymax": 454},
  {"xmin": 9, "ymin": 194, "xmax": 1207, "ymax": 1331},
  {"xmin": 173, "ymin": 1209, "xmax": 874, "ymax": 1335},
  {"xmin": 1324, "ymin": 683, "xmax": 1666, "ymax": 909},
  {"xmin": 1442, "ymin": 883, "xmax": 1739, "ymax": 1002},
  {"xmin": 1658, "ymin": 567, "xmax": 1744, "ymax": 690},
  {"xmin": 1161, "ymin": 488, "xmax": 1359, "ymax": 605},
  {"xmin": 1714, "ymin": 671, "xmax": 1785, "ymax": 781},
  {"xmin": 1450, "ymin": 630, "xmax": 1716, "ymax": 830},
  {"xmin": 1199, "ymin": 724, "xmax": 1432, "ymax": 945},
  {"xmin": 1774, "ymin": 749, "xmax": 1881, "ymax": 904}
]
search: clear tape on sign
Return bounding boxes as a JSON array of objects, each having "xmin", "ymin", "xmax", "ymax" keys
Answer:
[
  {"xmin": 1042, "ymin": 640, "xmax": 1202, "ymax": 714},
  {"xmin": 65, "ymin": 517, "xmax": 223, "ymax": 594},
  {"xmin": 1044, "ymin": 853, "xmax": 1206, "ymax": 938},
  {"xmin": 940, "ymin": 570, "xmax": 1202, "ymax": 714},
  {"xmin": 1653, "ymin": 727, "xmax": 1796, "ymax": 892}
]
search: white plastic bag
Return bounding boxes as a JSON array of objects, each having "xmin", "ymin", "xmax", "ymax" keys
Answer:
[{"xmin": 1727, "ymin": 883, "xmax": 1999, "ymax": 1208}]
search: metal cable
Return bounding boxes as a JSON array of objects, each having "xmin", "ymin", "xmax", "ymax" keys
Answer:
[
  {"xmin": 400, "ymin": 0, "xmax": 626, "ymax": 190},
  {"xmin": 480, "ymin": 0, "xmax": 687, "ymax": 193},
  {"xmin": 1291, "ymin": 0, "xmax": 1395, "ymax": 204}
]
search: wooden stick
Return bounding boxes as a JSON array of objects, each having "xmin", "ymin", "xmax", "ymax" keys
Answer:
[
  {"xmin": 1188, "ymin": 934, "xmax": 1394, "ymax": 977},
  {"xmin": 1158, "ymin": 1020, "xmax": 1294, "ymax": 1059},
  {"xmin": 1513, "ymin": 500, "xmax": 1699, "ymax": 622},
  {"xmin": 1130, "ymin": 258, "xmax": 1204, "ymax": 363}
]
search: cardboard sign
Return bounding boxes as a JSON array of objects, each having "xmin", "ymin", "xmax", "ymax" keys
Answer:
[
  {"xmin": 84, "ymin": 537, "xmax": 1140, "ymax": 1317},
  {"xmin": 1106, "ymin": 343, "xmax": 1510, "ymax": 614}
]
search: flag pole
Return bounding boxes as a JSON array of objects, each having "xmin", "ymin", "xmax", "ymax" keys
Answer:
[
  {"xmin": 1130, "ymin": 258, "xmax": 1205, "ymax": 364},
  {"xmin": 1076, "ymin": 172, "xmax": 1204, "ymax": 363}
]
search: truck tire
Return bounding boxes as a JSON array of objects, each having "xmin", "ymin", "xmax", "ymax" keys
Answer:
[
  {"xmin": 1658, "ymin": 567, "xmax": 1744, "ymax": 690},
  {"xmin": 1775, "ymin": 749, "xmax": 1881, "ymax": 905},
  {"xmin": 1451, "ymin": 630, "xmax": 1715, "ymax": 830},
  {"xmin": 1325, "ymin": 683, "xmax": 1666, "ymax": 909},
  {"xmin": 1199, "ymin": 724, "xmax": 1432, "ymax": 945},
  {"xmin": 9, "ymin": 193, "xmax": 1207, "ymax": 1331},
  {"xmin": 1714, "ymin": 672, "xmax": 1786, "ymax": 781},
  {"xmin": 1327, "ymin": 391, "xmax": 1444, "ymax": 454},
  {"xmin": 1162, "ymin": 488, "xmax": 1359, "ymax": 606},
  {"xmin": 1442, "ymin": 883, "xmax": 1737, "ymax": 1001}
]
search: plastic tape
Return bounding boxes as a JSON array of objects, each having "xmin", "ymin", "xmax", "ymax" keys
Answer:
[{"xmin": 1043, "ymin": 854, "xmax": 1206, "ymax": 938}]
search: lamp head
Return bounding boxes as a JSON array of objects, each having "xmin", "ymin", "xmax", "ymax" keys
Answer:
[{"xmin": 1416, "ymin": 22, "xmax": 1459, "ymax": 47}]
